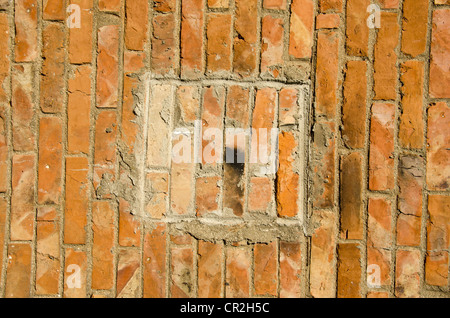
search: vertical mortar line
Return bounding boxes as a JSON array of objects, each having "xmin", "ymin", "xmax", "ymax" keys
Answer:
[
  {"xmin": 250, "ymin": 244, "xmax": 255, "ymax": 298},
  {"xmin": 222, "ymin": 240, "xmax": 226, "ymax": 298},
  {"xmin": 193, "ymin": 234, "xmax": 198, "ymax": 298},
  {"xmin": 276, "ymin": 237, "xmax": 280, "ymax": 297}
]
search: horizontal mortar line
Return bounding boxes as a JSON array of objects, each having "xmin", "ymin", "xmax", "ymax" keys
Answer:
[
  {"xmin": 138, "ymin": 216, "xmax": 304, "ymax": 226},
  {"xmin": 145, "ymin": 77, "xmax": 310, "ymax": 87}
]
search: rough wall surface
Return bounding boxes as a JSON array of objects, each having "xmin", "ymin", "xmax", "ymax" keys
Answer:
[{"xmin": 0, "ymin": 0, "xmax": 448, "ymax": 298}]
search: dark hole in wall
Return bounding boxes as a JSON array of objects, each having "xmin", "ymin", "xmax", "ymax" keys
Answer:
[{"xmin": 223, "ymin": 146, "xmax": 245, "ymax": 217}]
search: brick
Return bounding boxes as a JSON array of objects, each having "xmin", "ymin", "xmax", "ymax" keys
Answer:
[
  {"xmin": 342, "ymin": 60, "xmax": 367, "ymax": 149},
  {"xmin": 206, "ymin": 13, "xmax": 232, "ymax": 74},
  {"xmin": 427, "ymin": 195, "xmax": 449, "ymax": 251},
  {"xmin": 36, "ymin": 221, "xmax": 60, "ymax": 295},
  {"xmin": 368, "ymin": 198, "xmax": 392, "ymax": 249},
  {"xmin": 312, "ymin": 122, "xmax": 336, "ymax": 209},
  {"xmin": 289, "ymin": 0, "xmax": 314, "ymax": 59},
  {"xmin": 119, "ymin": 198, "xmax": 141, "ymax": 247},
  {"xmin": 225, "ymin": 247, "xmax": 250, "ymax": 298},
  {"xmin": 97, "ymin": 25, "xmax": 119, "ymax": 108},
  {"xmin": 125, "ymin": 0, "xmax": 148, "ymax": 51},
  {"xmin": 38, "ymin": 117, "xmax": 63, "ymax": 204},
  {"xmin": 12, "ymin": 64, "xmax": 35, "ymax": 152},
  {"xmin": 426, "ymin": 102, "xmax": 450, "ymax": 190},
  {"xmin": 68, "ymin": 65, "xmax": 91, "ymax": 154},
  {"xmin": 340, "ymin": 153, "xmax": 363, "ymax": 240},
  {"xmin": 315, "ymin": 31, "xmax": 339, "ymax": 118},
  {"xmin": 152, "ymin": 13, "xmax": 177, "ymax": 76},
  {"xmin": 264, "ymin": 0, "xmax": 286, "ymax": 9},
  {"xmin": 425, "ymin": 251, "xmax": 448, "ymax": 286},
  {"xmin": 377, "ymin": 0, "xmax": 399, "ymax": 8},
  {"xmin": 310, "ymin": 210, "xmax": 337, "ymax": 298},
  {"xmin": 401, "ymin": 0, "xmax": 429, "ymax": 57},
  {"xmin": 254, "ymin": 242, "xmax": 277, "ymax": 296},
  {"xmin": 435, "ymin": 0, "xmax": 450, "ymax": 3},
  {"xmin": 337, "ymin": 243, "xmax": 361, "ymax": 298},
  {"xmin": 63, "ymin": 248, "xmax": 87, "ymax": 298},
  {"xmin": 346, "ymin": 0, "xmax": 370, "ymax": 57},
  {"xmin": 226, "ymin": 85, "xmax": 249, "ymax": 128},
  {"xmin": 395, "ymin": 249, "xmax": 421, "ymax": 298},
  {"xmin": 279, "ymin": 88, "xmax": 298, "ymax": 126},
  {"xmin": 171, "ymin": 148, "xmax": 195, "ymax": 215},
  {"xmin": 196, "ymin": 176, "xmax": 221, "ymax": 216},
  {"xmin": 280, "ymin": 241, "xmax": 302, "ymax": 298},
  {"xmin": 117, "ymin": 249, "xmax": 141, "ymax": 298},
  {"xmin": 15, "ymin": 0, "xmax": 38, "ymax": 62},
  {"xmin": 277, "ymin": 131, "xmax": 299, "ymax": 218},
  {"xmin": 64, "ymin": 157, "xmax": 89, "ymax": 244},
  {"xmin": 154, "ymin": 0, "xmax": 176, "ymax": 12},
  {"xmin": 171, "ymin": 233, "xmax": 193, "ymax": 245},
  {"xmin": 147, "ymin": 84, "xmax": 173, "ymax": 168},
  {"xmin": 234, "ymin": 0, "xmax": 258, "ymax": 77},
  {"xmin": 11, "ymin": 154, "xmax": 35, "ymax": 241},
  {"xmin": 144, "ymin": 223, "xmax": 167, "ymax": 298},
  {"xmin": 367, "ymin": 247, "xmax": 391, "ymax": 287},
  {"xmin": 146, "ymin": 172, "xmax": 169, "ymax": 219},
  {"xmin": 177, "ymin": 86, "xmax": 200, "ymax": 125},
  {"xmin": 0, "ymin": 13, "xmax": 10, "ymax": 105},
  {"xmin": 261, "ymin": 15, "xmax": 284, "ymax": 78},
  {"xmin": 0, "ymin": 106, "xmax": 7, "ymax": 192},
  {"xmin": 99, "ymin": 0, "xmax": 120, "ymax": 11},
  {"xmin": 319, "ymin": 0, "xmax": 343, "ymax": 12},
  {"xmin": 248, "ymin": 177, "xmax": 272, "ymax": 213},
  {"xmin": 369, "ymin": 103, "xmax": 395, "ymax": 191},
  {"xmin": 0, "ymin": 199, "xmax": 6, "ymax": 284},
  {"xmin": 0, "ymin": 0, "xmax": 10, "ymax": 10},
  {"xmin": 316, "ymin": 13, "xmax": 340, "ymax": 29},
  {"xmin": 124, "ymin": 51, "xmax": 146, "ymax": 74},
  {"xmin": 399, "ymin": 61, "xmax": 425, "ymax": 149},
  {"xmin": 37, "ymin": 206, "xmax": 58, "ymax": 221},
  {"xmin": 171, "ymin": 247, "xmax": 194, "ymax": 298},
  {"xmin": 397, "ymin": 155, "xmax": 424, "ymax": 247},
  {"xmin": 198, "ymin": 241, "xmax": 223, "ymax": 298},
  {"xmin": 69, "ymin": 0, "xmax": 93, "ymax": 64},
  {"xmin": 202, "ymin": 86, "xmax": 225, "ymax": 166},
  {"xmin": 43, "ymin": 0, "xmax": 65, "ymax": 20},
  {"xmin": 121, "ymin": 76, "xmax": 139, "ymax": 154},
  {"xmin": 208, "ymin": 0, "xmax": 228, "ymax": 8},
  {"xmin": 373, "ymin": 12, "xmax": 399, "ymax": 100},
  {"xmin": 93, "ymin": 111, "xmax": 117, "ymax": 198},
  {"xmin": 367, "ymin": 291, "xmax": 389, "ymax": 298},
  {"xmin": 5, "ymin": 243, "xmax": 32, "ymax": 298},
  {"xmin": 92, "ymin": 201, "xmax": 115, "ymax": 290},
  {"xmin": 181, "ymin": 0, "xmax": 204, "ymax": 78}
]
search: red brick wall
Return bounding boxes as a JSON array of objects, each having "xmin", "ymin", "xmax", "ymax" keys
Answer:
[{"xmin": 0, "ymin": 0, "xmax": 448, "ymax": 298}]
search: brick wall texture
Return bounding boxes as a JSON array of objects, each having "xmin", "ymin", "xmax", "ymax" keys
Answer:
[{"xmin": 0, "ymin": 0, "xmax": 449, "ymax": 298}]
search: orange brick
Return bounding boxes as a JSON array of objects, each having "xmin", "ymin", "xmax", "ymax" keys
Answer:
[
  {"xmin": 280, "ymin": 241, "xmax": 302, "ymax": 298},
  {"xmin": 252, "ymin": 87, "xmax": 276, "ymax": 160},
  {"xmin": 124, "ymin": 51, "xmax": 146, "ymax": 74},
  {"xmin": 337, "ymin": 243, "xmax": 361, "ymax": 298},
  {"xmin": 368, "ymin": 198, "xmax": 392, "ymax": 249},
  {"xmin": 430, "ymin": 9, "xmax": 450, "ymax": 98},
  {"xmin": 377, "ymin": 0, "xmax": 399, "ymax": 8},
  {"xmin": 226, "ymin": 85, "xmax": 249, "ymax": 128},
  {"xmin": 176, "ymin": 86, "xmax": 200, "ymax": 125},
  {"xmin": 198, "ymin": 241, "xmax": 223, "ymax": 298},
  {"xmin": 279, "ymin": 88, "xmax": 299, "ymax": 126},
  {"xmin": 206, "ymin": 13, "xmax": 232, "ymax": 74},
  {"xmin": 401, "ymin": 0, "xmax": 429, "ymax": 57},
  {"xmin": 38, "ymin": 117, "xmax": 63, "ymax": 204},
  {"xmin": 346, "ymin": 0, "xmax": 370, "ymax": 57},
  {"xmin": 0, "ymin": 106, "xmax": 7, "ymax": 192},
  {"xmin": 208, "ymin": 0, "xmax": 228, "ymax": 8},
  {"xmin": 264, "ymin": 0, "xmax": 287, "ymax": 9},
  {"xmin": 125, "ymin": 0, "xmax": 148, "ymax": 51},
  {"xmin": 154, "ymin": 0, "xmax": 176, "ymax": 12},
  {"xmin": 69, "ymin": 0, "xmax": 93, "ymax": 64},
  {"xmin": 425, "ymin": 251, "xmax": 448, "ymax": 286},
  {"xmin": 202, "ymin": 86, "xmax": 225, "ymax": 166},
  {"xmin": 181, "ymin": 0, "xmax": 204, "ymax": 78},
  {"xmin": 0, "ymin": 13, "xmax": 10, "ymax": 105},
  {"xmin": 64, "ymin": 157, "xmax": 89, "ymax": 244},
  {"xmin": 234, "ymin": 0, "xmax": 258, "ymax": 77},
  {"xmin": 196, "ymin": 176, "xmax": 221, "ymax": 216},
  {"xmin": 36, "ymin": 221, "xmax": 60, "ymax": 295},
  {"xmin": 367, "ymin": 291, "xmax": 390, "ymax": 298},
  {"xmin": 427, "ymin": 195, "xmax": 449, "ymax": 251},
  {"xmin": 0, "ymin": 199, "xmax": 6, "ymax": 284},
  {"xmin": 43, "ymin": 0, "xmax": 65, "ymax": 20},
  {"xmin": 144, "ymin": 223, "xmax": 167, "ymax": 298},
  {"xmin": 99, "ymin": 0, "xmax": 120, "ymax": 11},
  {"xmin": 116, "ymin": 249, "xmax": 141, "ymax": 297},
  {"xmin": 254, "ymin": 242, "xmax": 277, "ymax": 296},
  {"xmin": 171, "ymin": 140, "xmax": 195, "ymax": 215},
  {"xmin": 121, "ymin": 76, "xmax": 140, "ymax": 155},
  {"xmin": 119, "ymin": 198, "xmax": 141, "ymax": 247},
  {"xmin": 395, "ymin": 249, "xmax": 421, "ymax": 298},
  {"xmin": 15, "ymin": 0, "xmax": 38, "ymax": 62},
  {"xmin": 152, "ymin": 13, "xmax": 177, "ymax": 76},
  {"xmin": 64, "ymin": 248, "xmax": 87, "ymax": 298},
  {"xmin": 146, "ymin": 172, "xmax": 169, "ymax": 219},
  {"xmin": 226, "ymin": 247, "xmax": 250, "ymax": 298},
  {"xmin": 5, "ymin": 243, "xmax": 32, "ymax": 298},
  {"xmin": 97, "ymin": 25, "xmax": 119, "ymax": 108},
  {"xmin": 248, "ymin": 177, "xmax": 272, "ymax": 213},
  {"xmin": 316, "ymin": 13, "xmax": 340, "ymax": 29},
  {"xmin": 171, "ymin": 247, "xmax": 194, "ymax": 298},
  {"xmin": 319, "ymin": 0, "xmax": 343, "ymax": 12},
  {"xmin": 261, "ymin": 15, "xmax": 284, "ymax": 78},
  {"xmin": 289, "ymin": 0, "xmax": 314, "ymax": 58},
  {"xmin": 367, "ymin": 247, "xmax": 391, "ymax": 288},
  {"xmin": 37, "ymin": 206, "xmax": 58, "ymax": 221}
]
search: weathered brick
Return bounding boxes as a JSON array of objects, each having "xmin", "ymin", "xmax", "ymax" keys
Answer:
[
  {"xmin": 319, "ymin": 0, "xmax": 343, "ymax": 12},
  {"xmin": 152, "ymin": 13, "xmax": 177, "ymax": 76},
  {"xmin": 234, "ymin": 0, "xmax": 258, "ymax": 77},
  {"xmin": 68, "ymin": 65, "xmax": 91, "ymax": 154},
  {"xmin": 11, "ymin": 154, "xmax": 35, "ymax": 241},
  {"xmin": 395, "ymin": 249, "xmax": 421, "ymax": 298},
  {"xmin": 399, "ymin": 61, "xmax": 425, "ymax": 149},
  {"xmin": 202, "ymin": 86, "xmax": 225, "ymax": 166},
  {"xmin": 264, "ymin": 0, "xmax": 286, "ymax": 9},
  {"xmin": 346, "ymin": 0, "xmax": 370, "ymax": 57},
  {"xmin": 12, "ymin": 64, "xmax": 35, "ymax": 152},
  {"xmin": 146, "ymin": 172, "xmax": 169, "ymax": 219},
  {"xmin": 37, "ymin": 206, "xmax": 58, "ymax": 221},
  {"xmin": 279, "ymin": 88, "xmax": 298, "ymax": 126},
  {"xmin": 154, "ymin": 0, "xmax": 176, "ymax": 12},
  {"xmin": 117, "ymin": 249, "xmax": 141, "ymax": 298},
  {"xmin": 15, "ymin": 0, "xmax": 38, "ymax": 62},
  {"xmin": 92, "ymin": 201, "xmax": 115, "ymax": 290},
  {"xmin": 248, "ymin": 177, "xmax": 272, "ymax": 213},
  {"xmin": 0, "ymin": 106, "xmax": 8, "ymax": 192},
  {"xmin": 5, "ymin": 243, "xmax": 32, "ymax": 298},
  {"xmin": 342, "ymin": 60, "xmax": 367, "ymax": 149},
  {"xmin": 397, "ymin": 155, "xmax": 424, "ymax": 247},
  {"xmin": 144, "ymin": 223, "xmax": 167, "ymax": 298},
  {"xmin": 99, "ymin": 0, "xmax": 120, "ymax": 11},
  {"xmin": 369, "ymin": 103, "xmax": 395, "ymax": 191},
  {"xmin": 426, "ymin": 102, "xmax": 449, "ymax": 190},
  {"xmin": 225, "ymin": 247, "xmax": 250, "ymax": 298},
  {"xmin": 277, "ymin": 131, "xmax": 299, "ymax": 218},
  {"xmin": 310, "ymin": 210, "xmax": 337, "ymax": 298},
  {"xmin": 337, "ymin": 243, "xmax": 361, "ymax": 298},
  {"xmin": 226, "ymin": 85, "xmax": 249, "ymax": 128},
  {"xmin": 368, "ymin": 198, "xmax": 392, "ymax": 249},
  {"xmin": 196, "ymin": 176, "xmax": 221, "ymax": 216},
  {"xmin": 254, "ymin": 242, "xmax": 277, "ymax": 296},
  {"xmin": 425, "ymin": 251, "xmax": 448, "ymax": 286},
  {"xmin": 69, "ymin": 0, "xmax": 93, "ymax": 64},
  {"xmin": 279, "ymin": 241, "xmax": 302, "ymax": 298},
  {"xmin": 63, "ymin": 248, "xmax": 87, "ymax": 298},
  {"xmin": 377, "ymin": 0, "xmax": 399, "ymax": 8},
  {"xmin": 171, "ymin": 233, "xmax": 194, "ymax": 245},
  {"xmin": 316, "ymin": 13, "xmax": 340, "ymax": 29},
  {"xmin": 315, "ymin": 30, "xmax": 339, "ymax": 118},
  {"xmin": 261, "ymin": 15, "xmax": 284, "ymax": 79},
  {"xmin": 289, "ymin": 0, "xmax": 314, "ymax": 59},
  {"xmin": 367, "ymin": 291, "xmax": 390, "ymax": 298},
  {"xmin": 171, "ymin": 247, "xmax": 195, "ymax": 298},
  {"xmin": 177, "ymin": 86, "xmax": 200, "ymax": 125},
  {"xmin": 0, "ymin": 13, "xmax": 10, "ymax": 105},
  {"xmin": 181, "ymin": 0, "xmax": 204, "ymax": 78},
  {"xmin": 340, "ymin": 153, "xmax": 363, "ymax": 240},
  {"xmin": 97, "ymin": 25, "xmax": 119, "ymax": 108},
  {"xmin": 206, "ymin": 13, "xmax": 232, "ymax": 74},
  {"xmin": 124, "ymin": 51, "xmax": 146, "ymax": 74},
  {"xmin": 119, "ymin": 197, "xmax": 141, "ymax": 247},
  {"xmin": 64, "ymin": 157, "xmax": 89, "ymax": 244},
  {"xmin": 373, "ymin": 12, "xmax": 399, "ymax": 100},
  {"xmin": 121, "ymin": 76, "xmax": 139, "ymax": 155},
  {"xmin": 43, "ymin": 0, "xmax": 65, "ymax": 20},
  {"xmin": 93, "ymin": 111, "xmax": 117, "ymax": 198},
  {"xmin": 401, "ymin": 0, "xmax": 428, "ymax": 57},
  {"xmin": 427, "ymin": 195, "xmax": 449, "ymax": 251},
  {"xmin": 38, "ymin": 117, "xmax": 63, "ymax": 205},
  {"xmin": 198, "ymin": 241, "xmax": 223, "ymax": 298},
  {"xmin": 36, "ymin": 221, "xmax": 60, "ymax": 295},
  {"xmin": 125, "ymin": 0, "xmax": 148, "ymax": 51},
  {"xmin": 367, "ymin": 247, "xmax": 391, "ymax": 288}
]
